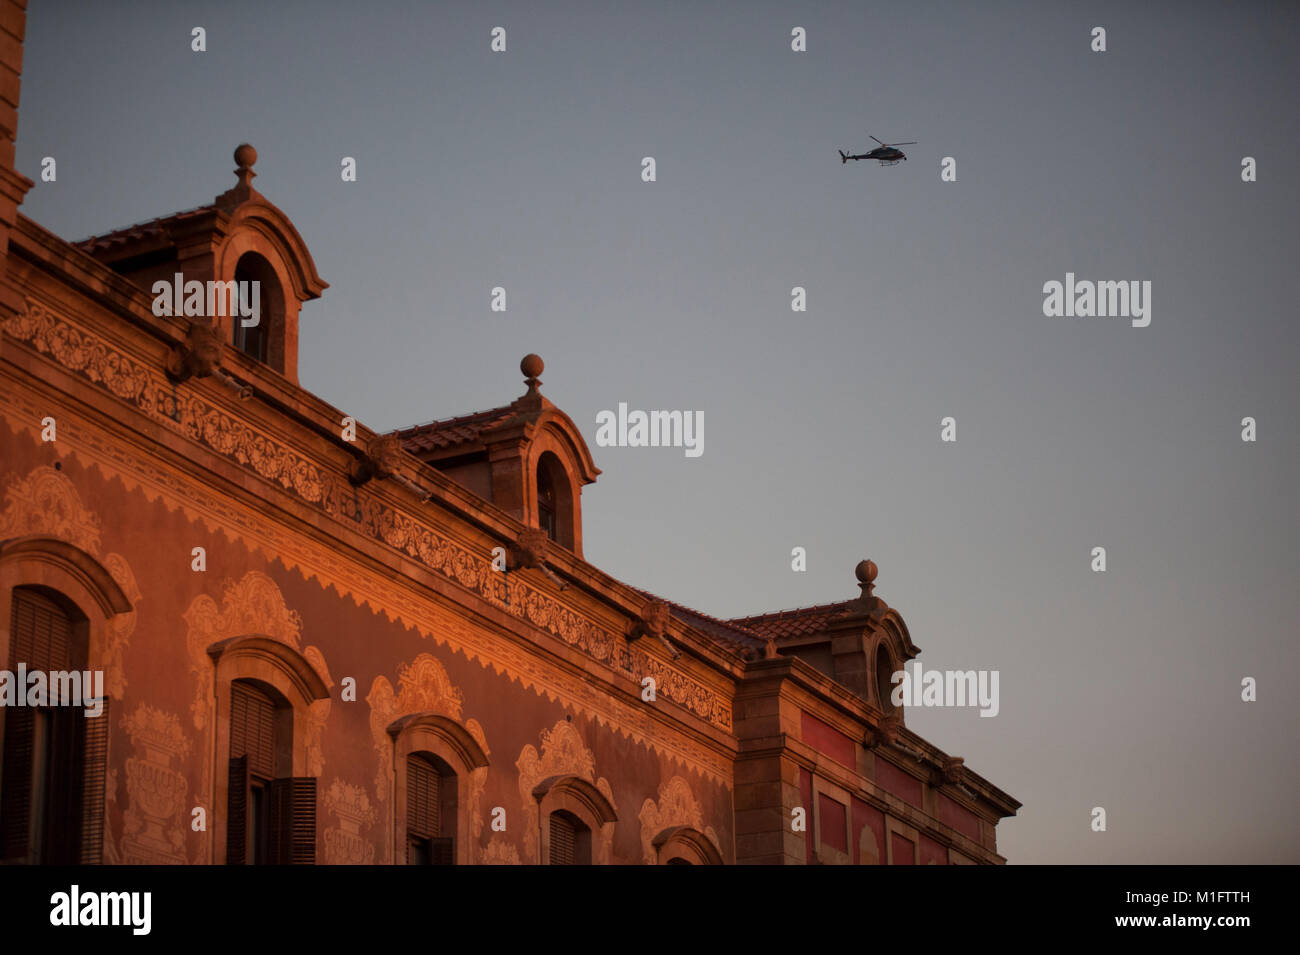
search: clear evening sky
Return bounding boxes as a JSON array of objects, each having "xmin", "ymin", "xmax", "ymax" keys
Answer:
[{"xmin": 16, "ymin": 0, "xmax": 1298, "ymax": 863}]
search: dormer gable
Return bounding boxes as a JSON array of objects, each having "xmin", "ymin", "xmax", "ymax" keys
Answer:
[
  {"xmin": 73, "ymin": 144, "xmax": 327, "ymax": 384},
  {"xmin": 393, "ymin": 355, "xmax": 600, "ymax": 557}
]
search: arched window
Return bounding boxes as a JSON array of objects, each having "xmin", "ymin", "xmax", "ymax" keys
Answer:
[
  {"xmin": 548, "ymin": 810, "xmax": 591, "ymax": 865},
  {"xmin": 206, "ymin": 634, "xmax": 328, "ymax": 865},
  {"xmin": 230, "ymin": 253, "xmax": 284, "ymax": 370},
  {"xmin": 652, "ymin": 825, "xmax": 725, "ymax": 865},
  {"xmin": 406, "ymin": 752, "xmax": 457, "ymax": 865},
  {"xmin": 533, "ymin": 774, "xmax": 616, "ymax": 864},
  {"xmin": 537, "ymin": 467, "xmax": 558, "ymax": 542},
  {"xmin": 387, "ymin": 712, "xmax": 489, "ymax": 865},
  {"xmin": 226, "ymin": 678, "xmax": 313, "ymax": 864},
  {"xmin": 535, "ymin": 451, "xmax": 576, "ymax": 549},
  {"xmin": 0, "ymin": 587, "xmax": 105, "ymax": 864},
  {"xmin": 876, "ymin": 644, "xmax": 896, "ymax": 713}
]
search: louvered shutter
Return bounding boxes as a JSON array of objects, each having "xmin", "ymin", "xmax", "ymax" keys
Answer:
[
  {"xmin": 79, "ymin": 697, "xmax": 109, "ymax": 864},
  {"xmin": 406, "ymin": 755, "xmax": 439, "ymax": 839},
  {"xmin": 226, "ymin": 755, "xmax": 250, "ymax": 864},
  {"xmin": 10, "ymin": 589, "xmax": 73, "ymax": 671},
  {"xmin": 271, "ymin": 777, "xmax": 316, "ymax": 864},
  {"xmin": 550, "ymin": 813, "xmax": 576, "ymax": 866},
  {"xmin": 2, "ymin": 590, "xmax": 75, "ymax": 862},
  {"xmin": 0, "ymin": 706, "xmax": 34, "ymax": 860},
  {"xmin": 230, "ymin": 682, "xmax": 276, "ymax": 778},
  {"xmin": 430, "ymin": 837, "xmax": 454, "ymax": 866}
]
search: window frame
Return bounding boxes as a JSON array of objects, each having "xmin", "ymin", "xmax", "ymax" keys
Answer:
[
  {"xmin": 387, "ymin": 713, "xmax": 489, "ymax": 865},
  {"xmin": 208, "ymin": 635, "xmax": 329, "ymax": 865}
]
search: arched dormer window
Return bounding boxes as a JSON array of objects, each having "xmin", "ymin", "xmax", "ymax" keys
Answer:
[
  {"xmin": 231, "ymin": 252, "xmax": 285, "ymax": 371},
  {"xmin": 538, "ymin": 469, "xmax": 557, "ymax": 542},
  {"xmin": 535, "ymin": 452, "xmax": 574, "ymax": 549}
]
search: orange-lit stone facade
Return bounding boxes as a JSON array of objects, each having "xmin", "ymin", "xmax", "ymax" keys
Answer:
[{"xmin": 0, "ymin": 1, "xmax": 1016, "ymax": 865}]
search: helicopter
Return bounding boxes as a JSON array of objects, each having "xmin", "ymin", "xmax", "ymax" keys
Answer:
[{"xmin": 839, "ymin": 135, "xmax": 917, "ymax": 166}]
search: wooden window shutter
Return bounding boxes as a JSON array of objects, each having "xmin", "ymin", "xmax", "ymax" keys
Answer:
[
  {"xmin": 549, "ymin": 813, "xmax": 577, "ymax": 866},
  {"xmin": 0, "ymin": 707, "xmax": 35, "ymax": 861},
  {"xmin": 271, "ymin": 777, "xmax": 316, "ymax": 864},
  {"xmin": 2, "ymin": 589, "xmax": 76, "ymax": 862},
  {"xmin": 226, "ymin": 755, "xmax": 250, "ymax": 864},
  {"xmin": 406, "ymin": 755, "xmax": 439, "ymax": 838},
  {"xmin": 230, "ymin": 682, "xmax": 276, "ymax": 778},
  {"xmin": 79, "ymin": 697, "xmax": 110, "ymax": 864},
  {"xmin": 10, "ymin": 589, "xmax": 73, "ymax": 672},
  {"xmin": 430, "ymin": 837, "xmax": 454, "ymax": 866}
]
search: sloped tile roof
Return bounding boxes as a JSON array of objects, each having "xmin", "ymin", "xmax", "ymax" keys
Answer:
[
  {"xmin": 393, "ymin": 405, "xmax": 517, "ymax": 453},
  {"xmin": 728, "ymin": 600, "xmax": 859, "ymax": 642},
  {"xmin": 628, "ymin": 587, "xmax": 765, "ymax": 655},
  {"xmin": 73, "ymin": 205, "xmax": 217, "ymax": 254}
]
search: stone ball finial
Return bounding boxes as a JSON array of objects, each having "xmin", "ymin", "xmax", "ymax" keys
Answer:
[
  {"xmin": 855, "ymin": 559, "xmax": 878, "ymax": 585},
  {"xmin": 234, "ymin": 144, "xmax": 258, "ymax": 168},
  {"xmin": 521, "ymin": 354, "xmax": 544, "ymax": 380}
]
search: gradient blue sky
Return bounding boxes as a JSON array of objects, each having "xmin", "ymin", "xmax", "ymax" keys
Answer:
[{"xmin": 15, "ymin": 0, "xmax": 1299, "ymax": 863}]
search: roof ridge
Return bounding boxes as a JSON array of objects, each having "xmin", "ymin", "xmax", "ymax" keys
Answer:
[
  {"xmin": 728, "ymin": 598, "xmax": 858, "ymax": 624},
  {"xmin": 390, "ymin": 403, "xmax": 517, "ymax": 435}
]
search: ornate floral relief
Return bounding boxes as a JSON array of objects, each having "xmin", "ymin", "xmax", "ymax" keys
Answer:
[
  {"xmin": 516, "ymin": 719, "xmax": 615, "ymax": 864},
  {"xmin": 5, "ymin": 300, "xmax": 733, "ymax": 734},
  {"xmin": 465, "ymin": 718, "xmax": 491, "ymax": 850},
  {"xmin": 479, "ymin": 838, "xmax": 521, "ymax": 865},
  {"xmin": 0, "ymin": 466, "xmax": 140, "ymax": 696},
  {"xmin": 322, "ymin": 778, "xmax": 377, "ymax": 865},
  {"xmin": 5, "ymin": 301, "xmax": 324, "ymax": 501},
  {"xmin": 120, "ymin": 704, "xmax": 191, "ymax": 865},
  {"xmin": 0, "ymin": 464, "xmax": 102, "ymax": 553},
  {"xmin": 638, "ymin": 775, "xmax": 722, "ymax": 865},
  {"xmin": 305, "ymin": 699, "xmax": 331, "ymax": 778},
  {"xmin": 184, "ymin": 570, "xmax": 307, "ymax": 731},
  {"xmin": 366, "ymin": 652, "xmax": 469, "ymax": 798},
  {"xmin": 101, "ymin": 552, "xmax": 140, "ymax": 697}
]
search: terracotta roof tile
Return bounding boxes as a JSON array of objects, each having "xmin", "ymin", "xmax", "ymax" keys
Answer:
[
  {"xmin": 392, "ymin": 405, "xmax": 517, "ymax": 453},
  {"xmin": 728, "ymin": 600, "xmax": 859, "ymax": 642},
  {"xmin": 73, "ymin": 205, "xmax": 217, "ymax": 254},
  {"xmin": 628, "ymin": 587, "xmax": 765, "ymax": 655}
]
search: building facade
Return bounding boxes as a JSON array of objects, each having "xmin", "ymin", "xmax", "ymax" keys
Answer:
[{"xmin": 0, "ymin": 3, "xmax": 1017, "ymax": 865}]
